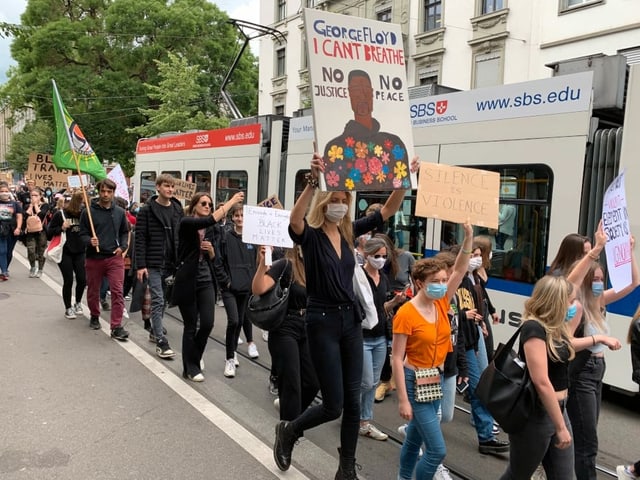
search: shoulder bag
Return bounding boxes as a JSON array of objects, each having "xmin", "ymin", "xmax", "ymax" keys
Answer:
[
  {"xmin": 45, "ymin": 211, "xmax": 66, "ymax": 264},
  {"xmin": 475, "ymin": 324, "xmax": 537, "ymax": 434},
  {"xmin": 414, "ymin": 309, "xmax": 444, "ymax": 402},
  {"xmin": 246, "ymin": 260, "xmax": 292, "ymax": 331}
]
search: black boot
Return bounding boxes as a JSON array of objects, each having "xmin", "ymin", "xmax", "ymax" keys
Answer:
[
  {"xmin": 335, "ymin": 447, "xmax": 362, "ymax": 480},
  {"xmin": 274, "ymin": 421, "xmax": 298, "ymax": 471}
]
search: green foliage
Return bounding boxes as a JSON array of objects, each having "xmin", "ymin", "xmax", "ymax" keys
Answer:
[
  {"xmin": 2, "ymin": 0, "xmax": 258, "ymax": 174},
  {"xmin": 6, "ymin": 119, "xmax": 54, "ymax": 173}
]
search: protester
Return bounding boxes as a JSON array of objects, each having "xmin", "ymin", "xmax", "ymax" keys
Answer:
[
  {"xmin": 548, "ymin": 233, "xmax": 592, "ymax": 276},
  {"xmin": 0, "ymin": 181, "xmax": 23, "ymax": 280},
  {"xmin": 23, "ymin": 187, "xmax": 50, "ymax": 278}
]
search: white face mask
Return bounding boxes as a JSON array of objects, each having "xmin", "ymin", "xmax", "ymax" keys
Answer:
[
  {"xmin": 367, "ymin": 256, "xmax": 386, "ymax": 270},
  {"xmin": 325, "ymin": 203, "xmax": 348, "ymax": 223},
  {"xmin": 468, "ymin": 256, "xmax": 483, "ymax": 272}
]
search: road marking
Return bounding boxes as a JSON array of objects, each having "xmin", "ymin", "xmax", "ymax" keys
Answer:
[{"xmin": 15, "ymin": 252, "xmax": 310, "ymax": 480}]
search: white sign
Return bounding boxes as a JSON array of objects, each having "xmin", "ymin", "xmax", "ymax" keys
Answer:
[
  {"xmin": 602, "ymin": 171, "xmax": 631, "ymax": 292},
  {"xmin": 107, "ymin": 164, "xmax": 129, "ymax": 204},
  {"xmin": 289, "ymin": 116, "xmax": 315, "ymax": 141},
  {"xmin": 410, "ymin": 72, "xmax": 593, "ymax": 128},
  {"xmin": 242, "ymin": 205, "xmax": 293, "ymax": 249},
  {"xmin": 67, "ymin": 174, "xmax": 89, "ymax": 188}
]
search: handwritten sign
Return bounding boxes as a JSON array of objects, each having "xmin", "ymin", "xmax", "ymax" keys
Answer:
[
  {"xmin": 258, "ymin": 194, "xmax": 283, "ymax": 209},
  {"xmin": 107, "ymin": 164, "xmax": 129, "ymax": 203},
  {"xmin": 303, "ymin": 8, "xmax": 415, "ymax": 192},
  {"xmin": 26, "ymin": 152, "xmax": 71, "ymax": 189},
  {"xmin": 603, "ymin": 171, "xmax": 631, "ymax": 292},
  {"xmin": 415, "ymin": 162, "xmax": 500, "ymax": 228},
  {"xmin": 242, "ymin": 205, "xmax": 293, "ymax": 248},
  {"xmin": 172, "ymin": 178, "xmax": 197, "ymax": 201},
  {"xmin": 67, "ymin": 175, "xmax": 89, "ymax": 189}
]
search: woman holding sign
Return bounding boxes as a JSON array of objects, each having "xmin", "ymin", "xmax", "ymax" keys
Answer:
[{"xmin": 273, "ymin": 152, "xmax": 416, "ymax": 479}]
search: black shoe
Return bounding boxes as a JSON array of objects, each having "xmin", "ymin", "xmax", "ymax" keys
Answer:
[
  {"xmin": 156, "ymin": 341, "xmax": 176, "ymax": 359},
  {"xmin": 478, "ymin": 438, "xmax": 510, "ymax": 454},
  {"xmin": 101, "ymin": 299, "xmax": 111, "ymax": 311},
  {"xmin": 335, "ymin": 447, "xmax": 362, "ymax": 480},
  {"xmin": 274, "ymin": 421, "xmax": 298, "ymax": 471},
  {"xmin": 89, "ymin": 316, "xmax": 101, "ymax": 330},
  {"xmin": 110, "ymin": 326, "xmax": 130, "ymax": 341}
]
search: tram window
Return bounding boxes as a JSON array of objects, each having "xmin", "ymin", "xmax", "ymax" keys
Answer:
[
  {"xmin": 216, "ymin": 170, "xmax": 247, "ymax": 204},
  {"xmin": 161, "ymin": 170, "xmax": 181, "ymax": 180},
  {"xmin": 440, "ymin": 165, "xmax": 553, "ymax": 284},
  {"xmin": 294, "ymin": 170, "xmax": 310, "ymax": 202},
  {"xmin": 186, "ymin": 170, "xmax": 211, "ymax": 196},
  {"xmin": 139, "ymin": 171, "xmax": 156, "ymax": 204}
]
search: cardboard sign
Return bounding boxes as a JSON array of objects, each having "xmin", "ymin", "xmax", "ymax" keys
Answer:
[
  {"xmin": 415, "ymin": 163, "xmax": 500, "ymax": 228},
  {"xmin": 67, "ymin": 175, "xmax": 89, "ymax": 189},
  {"xmin": 303, "ymin": 8, "xmax": 416, "ymax": 192},
  {"xmin": 242, "ymin": 205, "xmax": 293, "ymax": 248},
  {"xmin": 26, "ymin": 152, "xmax": 72, "ymax": 189},
  {"xmin": 172, "ymin": 178, "xmax": 197, "ymax": 201},
  {"xmin": 258, "ymin": 194, "xmax": 283, "ymax": 209},
  {"xmin": 603, "ymin": 171, "xmax": 632, "ymax": 292}
]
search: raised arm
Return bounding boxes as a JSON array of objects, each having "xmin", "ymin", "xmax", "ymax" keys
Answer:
[
  {"xmin": 290, "ymin": 153, "xmax": 323, "ymax": 235},
  {"xmin": 214, "ymin": 191, "xmax": 244, "ymax": 223},
  {"xmin": 567, "ymin": 221, "xmax": 606, "ymax": 288},
  {"xmin": 252, "ymin": 246, "xmax": 277, "ymax": 295},
  {"xmin": 447, "ymin": 221, "xmax": 473, "ymax": 301}
]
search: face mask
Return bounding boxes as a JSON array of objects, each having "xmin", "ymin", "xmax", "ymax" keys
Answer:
[
  {"xmin": 360, "ymin": 234, "xmax": 371, "ymax": 243},
  {"xmin": 0, "ymin": 193, "xmax": 9, "ymax": 201},
  {"xmin": 133, "ymin": 207, "xmax": 140, "ymax": 214},
  {"xmin": 367, "ymin": 256, "xmax": 386, "ymax": 270},
  {"xmin": 592, "ymin": 281, "xmax": 604, "ymax": 297},
  {"xmin": 425, "ymin": 283, "xmax": 447, "ymax": 300},
  {"xmin": 325, "ymin": 203, "xmax": 348, "ymax": 223},
  {"xmin": 468, "ymin": 257, "xmax": 483, "ymax": 272},
  {"xmin": 565, "ymin": 302, "xmax": 578, "ymax": 322}
]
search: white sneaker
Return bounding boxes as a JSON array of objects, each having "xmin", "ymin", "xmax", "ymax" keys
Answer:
[
  {"xmin": 237, "ymin": 336, "xmax": 244, "ymax": 345},
  {"xmin": 616, "ymin": 465, "xmax": 636, "ymax": 480},
  {"xmin": 74, "ymin": 303, "xmax": 84, "ymax": 316},
  {"xmin": 397, "ymin": 424, "xmax": 408, "ymax": 436},
  {"xmin": 262, "ymin": 330, "xmax": 269, "ymax": 342},
  {"xmin": 200, "ymin": 359, "xmax": 205, "ymax": 372},
  {"xmin": 64, "ymin": 308, "xmax": 77, "ymax": 319},
  {"xmin": 248, "ymin": 342, "xmax": 259, "ymax": 359},
  {"xmin": 122, "ymin": 308, "xmax": 129, "ymax": 319},
  {"xmin": 224, "ymin": 359, "xmax": 236, "ymax": 378},
  {"xmin": 234, "ymin": 352, "xmax": 240, "ymax": 367},
  {"xmin": 434, "ymin": 464, "xmax": 453, "ymax": 480},
  {"xmin": 359, "ymin": 423, "xmax": 388, "ymax": 441}
]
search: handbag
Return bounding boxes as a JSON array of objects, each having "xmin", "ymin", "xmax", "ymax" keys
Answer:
[
  {"xmin": 475, "ymin": 324, "xmax": 537, "ymax": 434},
  {"xmin": 246, "ymin": 260, "xmax": 292, "ymax": 331},
  {"xmin": 414, "ymin": 310, "xmax": 443, "ymax": 402},
  {"xmin": 44, "ymin": 211, "xmax": 66, "ymax": 264},
  {"xmin": 353, "ymin": 263, "xmax": 379, "ymax": 330}
]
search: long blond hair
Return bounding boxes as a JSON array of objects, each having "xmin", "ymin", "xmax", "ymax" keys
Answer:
[
  {"xmin": 307, "ymin": 190, "xmax": 353, "ymax": 242},
  {"xmin": 523, "ymin": 275, "xmax": 575, "ymax": 362},
  {"xmin": 576, "ymin": 261, "xmax": 607, "ymax": 333},
  {"xmin": 285, "ymin": 246, "xmax": 306, "ymax": 288}
]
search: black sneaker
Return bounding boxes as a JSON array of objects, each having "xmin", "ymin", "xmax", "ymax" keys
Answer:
[
  {"xmin": 478, "ymin": 438, "xmax": 510, "ymax": 454},
  {"xmin": 274, "ymin": 421, "xmax": 298, "ymax": 471},
  {"xmin": 156, "ymin": 341, "xmax": 176, "ymax": 359},
  {"xmin": 89, "ymin": 316, "xmax": 101, "ymax": 330},
  {"xmin": 101, "ymin": 299, "xmax": 111, "ymax": 311},
  {"xmin": 110, "ymin": 326, "xmax": 129, "ymax": 341}
]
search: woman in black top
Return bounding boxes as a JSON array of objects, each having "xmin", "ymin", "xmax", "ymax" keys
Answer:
[
  {"xmin": 273, "ymin": 153, "xmax": 416, "ymax": 479},
  {"xmin": 172, "ymin": 191, "xmax": 243, "ymax": 382},
  {"xmin": 252, "ymin": 245, "xmax": 319, "ymax": 422},
  {"xmin": 499, "ymin": 275, "xmax": 619, "ymax": 480}
]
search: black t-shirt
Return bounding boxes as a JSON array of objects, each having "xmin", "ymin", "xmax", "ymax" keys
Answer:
[
  {"xmin": 267, "ymin": 258, "xmax": 306, "ymax": 312},
  {"xmin": 519, "ymin": 320, "xmax": 570, "ymax": 391},
  {"xmin": 363, "ymin": 267, "xmax": 390, "ymax": 338},
  {"xmin": 156, "ymin": 202, "xmax": 173, "ymax": 229}
]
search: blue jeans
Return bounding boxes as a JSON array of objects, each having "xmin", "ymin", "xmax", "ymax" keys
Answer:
[
  {"xmin": 465, "ymin": 348, "xmax": 495, "ymax": 442},
  {"xmin": 360, "ymin": 335, "xmax": 387, "ymax": 421},
  {"xmin": 440, "ymin": 375, "xmax": 457, "ymax": 424},
  {"xmin": 399, "ymin": 368, "xmax": 446, "ymax": 480},
  {"xmin": 477, "ymin": 325, "xmax": 489, "ymax": 371},
  {"xmin": 148, "ymin": 268, "xmax": 168, "ymax": 344},
  {"xmin": 0, "ymin": 234, "xmax": 9, "ymax": 274}
]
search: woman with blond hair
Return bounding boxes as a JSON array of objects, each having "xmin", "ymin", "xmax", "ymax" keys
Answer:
[{"xmin": 273, "ymin": 153, "xmax": 416, "ymax": 479}]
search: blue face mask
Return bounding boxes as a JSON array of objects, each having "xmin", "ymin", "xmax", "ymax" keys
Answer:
[
  {"xmin": 565, "ymin": 302, "xmax": 578, "ymax": 322},
  {"xmin": 592, "ymin": 281, "xmax": 604, "ymax": 297},
  {"xmin": 425, "ymin": 283, "xmax": 447, "ymax": 300}
]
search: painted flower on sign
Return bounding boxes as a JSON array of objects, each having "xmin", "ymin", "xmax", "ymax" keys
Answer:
[
  {"xmin": 326, "ymin": 170, "xmax": 340, "ymax": 187},
  {"xmin": 394, "ymin": 161, "xmax": 407, "ymax": 178},
  {"xmin": 355, "ymin": 141, "xmax": 368, "ymax": 159},
  {"xmin": 392, "ymin": 144, "xmax": 405, "ymax": 161},
  {"xmin": 355, "ymin": 158, "xmax": 367, "ymax": 173},
  {"xmin": 328, "ymin": 145, "xmax": 344, "ymax": 162},
  {"xmin": 363, "ymin": 172, "xmax": 373, "ymax": 185},
  {"xmin": 348, "ymin": 168, "xmax": 362, "ymax": 183},
  {"xmin": 368, "ymin": 157, "xmax": 382, "ymax": 175},
  {"xmin": 345, "ymin": 178, "xmax": 355, "ymax": 190},
  {"xmin": 344, "ymin": 147, "xmax": 354, "ymax": 159},
  {"xmin": 345, "ymin": 136, "xmax": 355, "ymax": 147},
  {"xmin": 374, "ymin": 144, "xmax": 383, "ymax": 157}
]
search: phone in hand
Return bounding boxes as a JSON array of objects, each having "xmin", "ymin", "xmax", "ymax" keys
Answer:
[{"xmin": 456, "ymin": 380, "xmax": 469, "ymax": 394}]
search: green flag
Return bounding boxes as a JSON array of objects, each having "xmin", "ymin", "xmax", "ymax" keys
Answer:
[{"xmin": 51, "ymin": 79, "xmax": 107, "ymax": 180}]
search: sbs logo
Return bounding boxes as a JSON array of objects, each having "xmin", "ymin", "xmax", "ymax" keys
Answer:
[{"xmin": 195, "ymin": 134, "xmax": 209, "ymax": 144}]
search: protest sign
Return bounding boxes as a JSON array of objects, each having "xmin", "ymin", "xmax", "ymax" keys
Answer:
[
  {"xmin": 303, "ymin": 8, "xmax": 415, "ymax": 192},
  {"xmin": 26, "ymin": 152, "xmax": 72, "ymax": 189},
  {"xmin": 258, "ymin": 194, "xmax": 284, "ymax": 209},
  {"xmin": 67, "ymin": 175, "xmax": 89, "ymax": 189},
  {"xmin": 415, "ymin": 163, "xmax": 500, "ymax": 228},
  {"xmin": 603, "ymin": 171, "xmax": 632, "ymax": 292},
  {"xmin": 172, "ymin": 178, "xmax": 197, "ymax": 201},
  {"xmin": 107, "ymin": 164, "xmax": 129, "ymax": 203},
  {"xmin": 242, "ymin": 205, "xmax": 293, "ymax": 248}
]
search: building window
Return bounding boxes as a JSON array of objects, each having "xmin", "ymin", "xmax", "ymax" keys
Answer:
[
  {"xmin": 377, "ymin": 8, "xmax": 392, "ymax": 23},
  {"xmin": 473, "ymin": 52, "xmax": 502, "ymax": 88},
  {"xmin": 559, "ymin": 0, "xmax": 602, "ymax": 10},
  {"xmin": 277, "ymin": 0, "xmax": 286, "ymax": 22},
  {"xmin": 419, "ymin": 74, "xmax": 438, "ymax": 86},
  {"xmin": 215, "ymin": 171, "xmax": 247, "ymax": 205},
  {"xmin": 480, "ymin": 0, "xmax": 503, "ymax": 14},
  {"xmin": 424, "ymin": 0, "xmax": 442, "ymax": 31},
  {"xmin": 276, "ymin": 47, "xmax": 286, "ymax": 77},
  {"xmin": 275, "ymin": 105, "xmax": 285, "ymax": 115}
]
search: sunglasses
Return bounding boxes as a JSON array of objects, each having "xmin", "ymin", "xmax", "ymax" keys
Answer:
[
  {"xmin": 199, "ymin": 201, "xmax": 213, "ymax": 208},
  {"xmin": 373, "ymin": 254, "xmax": 388, "ymax": 259}
]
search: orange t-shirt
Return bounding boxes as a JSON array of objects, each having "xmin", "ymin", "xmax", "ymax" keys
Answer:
[{"xmin": 393, "ymin": 298, "xmax": 452, "ymax": 369}]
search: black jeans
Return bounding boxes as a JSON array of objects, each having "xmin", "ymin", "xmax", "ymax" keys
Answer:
[
  {"xmin": 290, "ymin": 303, "xmax": 363, "ymax": 461},
  {"xmin": 567, "ymin": 355, "xmax": 605, "ymax": 480},
  {"xmin": 222, "ymin": 290, "xmax": 251, "ymax": 359},
  {"xmin": 178, "ymin": 283, "xmax": 216, "ymax": 377},
  {"xmin": 268, "ymin": 314, "xmax": 319, "ymax": 421},
  {"xmin": 57, "ymin": 251, "xmax": 86, "ymax": 309}
]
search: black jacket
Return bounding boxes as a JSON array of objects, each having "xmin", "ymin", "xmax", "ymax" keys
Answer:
[
  {"xmin": 631, "ymin": 317, "xmax": 640, "ymax": 385},
  {"xmin": 79, "ymin": 199, "xmax": 129, "ymax": 259},
  {"xmin": 134, "ymin": 195, "xmax": 183, "ymax": 271},
  {"xmin": 213, "ymin": 228, "xmax": 256, "ymax": 294}
]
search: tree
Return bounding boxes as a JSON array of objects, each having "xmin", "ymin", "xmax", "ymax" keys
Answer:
[
  {"xmin": 1, "ymin": 0, "xmax": 258, "ymax": 176},
  {"xmin": 6, "ymin": 119, "xmax": 54, "ymax": 173}
]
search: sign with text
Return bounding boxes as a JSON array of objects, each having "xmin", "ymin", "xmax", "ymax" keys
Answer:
[
  {"xmin": 172, "ymin": 178, "xmax": 197, "ymax": 201},
  {"xmin": 603, "ymin": 171, "xmax": 631, "ymax": 292},
  {"xmin": 303, "ymin": 8, "xmax": 415, "ymax": 192},
  {"xmin": 26, "ymin": 152, "xmax": 71, "ymax": 189},
  {"xmin": 242, "ymin": 205, "xmax": 293, "ymax": 248},
  {"xmin": 107, "ymin": 164, "xmax": 129, "ymax": 203},
  {"xmin": 258, "ymin": 194, "xmax": 283, "ymax": 209},
  {"xmin": 67, "ymin": 175, "xmax": 89, "ymax": 189},
  {"xmin": 415, "ymin": 163, "xmax": 500, "ymax": 228}
]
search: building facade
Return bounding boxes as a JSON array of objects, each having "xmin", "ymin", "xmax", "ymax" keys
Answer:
[{"xmin": 258, "ymin": 0, "xmax": 640, "ymax": 116}]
